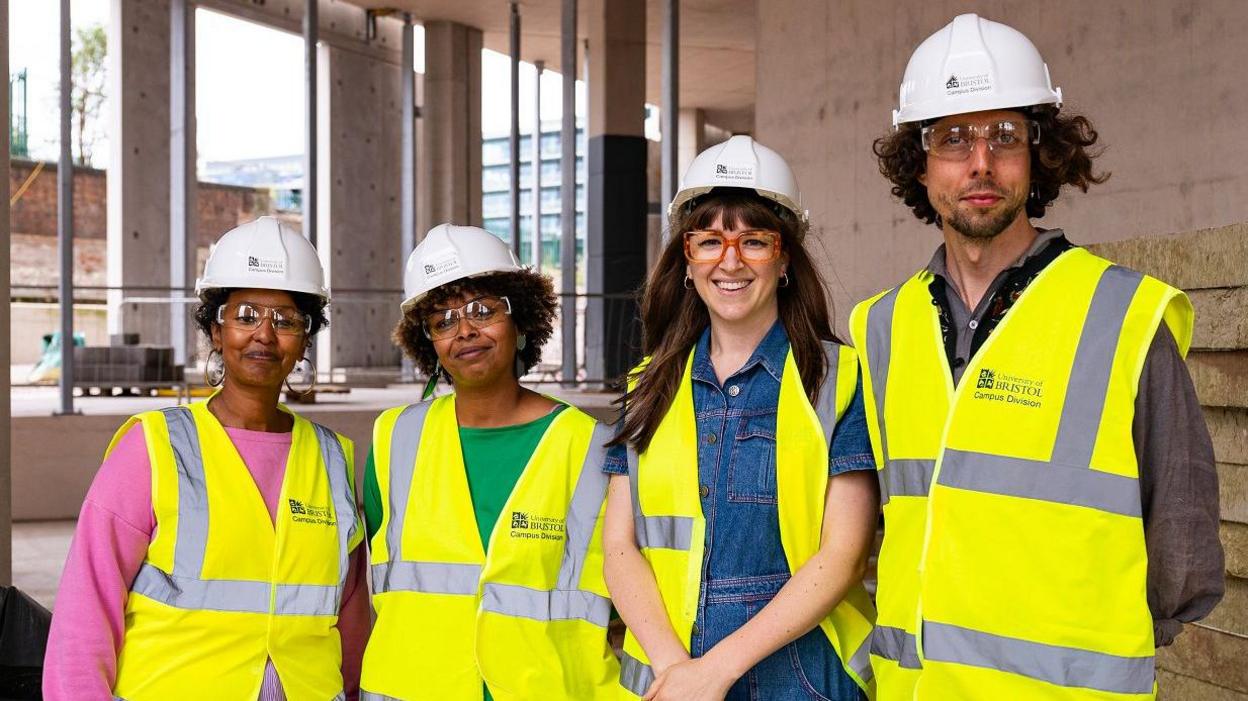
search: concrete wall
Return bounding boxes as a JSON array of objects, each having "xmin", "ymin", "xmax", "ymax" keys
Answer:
[
  {"xmin": 755, "ymin": 0, "xmax": 1248, "ymax": 331},
  {"xmin": 315, "ymin": 43, "xmax": 406, "ymax": 369},
  {"xmin": 1088, "ymin": 224, "xmax": 1248, "ymax": 699}
]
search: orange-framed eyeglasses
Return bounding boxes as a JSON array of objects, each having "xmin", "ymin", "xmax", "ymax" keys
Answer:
[{"xmin": 683, "ymin": 229, "xmax": 782, "ymax": 264}]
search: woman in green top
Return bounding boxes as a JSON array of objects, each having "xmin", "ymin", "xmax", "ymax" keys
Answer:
[{"xmin": 359, "ymin": 224, "xmax": 623, "ymax": 701}]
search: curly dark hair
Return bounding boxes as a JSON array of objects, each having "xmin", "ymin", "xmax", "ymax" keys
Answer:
[
  {"xmin": 393, "ymin": 270, "xmax": 558, "ymax": 377},
  {"xmin": 192, "ymin": 288, "xmax": 330, "ymax": 342},
  {"xmin": 872, "ymin": 105, "xmax": 1109, "ymax": 225}
]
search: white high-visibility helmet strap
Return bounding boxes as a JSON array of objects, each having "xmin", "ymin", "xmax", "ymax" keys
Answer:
[
  {"xmin": 195, "ymin": 216, "xmax": 329, "ymax": 301},
  {"xmin": 401, "ymin": 223, "xmax": 523, "ymax": 312},
  {"xmin": 668, "ymin": 134, "xmax": 808, "ymax": 225},
  {"xmin": 893, "ymin": 13, "xmax": 1062, "ymax": 127}
]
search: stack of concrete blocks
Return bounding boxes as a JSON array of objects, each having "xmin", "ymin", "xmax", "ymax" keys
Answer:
[{"xmin": 1091, "ymin": 224, "xmax": 1248, "ymax": 700}]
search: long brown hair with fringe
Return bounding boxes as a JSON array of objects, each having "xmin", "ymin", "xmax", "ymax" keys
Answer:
[{"xmin": 608, "ymin": 188, "xmax": 839, "ymax": 453}]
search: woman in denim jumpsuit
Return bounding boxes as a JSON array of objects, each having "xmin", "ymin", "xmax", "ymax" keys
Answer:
[{"xmin": 602, "ymin": 136, "xmax": 879, "ymax": 701}]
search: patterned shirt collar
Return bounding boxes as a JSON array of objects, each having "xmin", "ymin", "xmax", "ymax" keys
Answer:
[{"xmin": 926, "ymin": 227, "xmax": 1067, "ymax": 281}]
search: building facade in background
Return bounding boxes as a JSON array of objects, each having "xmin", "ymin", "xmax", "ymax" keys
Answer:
[{"xmin": 481, "ymin": 121, "xmax": 586, "ymax": 267}]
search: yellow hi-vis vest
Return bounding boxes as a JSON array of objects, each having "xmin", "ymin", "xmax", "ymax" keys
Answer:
[
  {"xmin": 849, "ymin": 247, "xmax": 1194, "ymax": 701},
  {"xmin": 360, "ymin": 395, "xmax": 623, "ymax": 701},
  {"xmin": 617, "ymin": 341, "xmax": 878, "ymax": 698},
  {"xmin": 110, "ymin": 400, "xmax": 362, "ymax": 701}
]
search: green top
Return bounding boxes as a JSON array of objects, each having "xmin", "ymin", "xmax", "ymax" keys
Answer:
[{"xmin": 362, "ymin": 403, "xmax": 566, "ymax": 701}]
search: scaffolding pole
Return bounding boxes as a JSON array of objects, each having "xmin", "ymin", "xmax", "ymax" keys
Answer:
[
  {"xmin": 661, "ymin": 0, "xmax": 679, "ymax": 218},
  {"xmin": 560, "ymin": 0, "xmax": 578, "ymax": 385},
  {"xmin": 509, "ymin": 2, "xmax": 522, "ymax": 257},
  {"xmin": 57, "ymin": 0, "xmax": 76, "ymax": 416},
  {"xmin": 533, "ymin": 60, "xmax": 544, "ymax": 271}
]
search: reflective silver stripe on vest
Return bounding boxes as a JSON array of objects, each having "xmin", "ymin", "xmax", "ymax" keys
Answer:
[
  {"xmin": 131, "ymin": 563, "xmax": 270, "ymax": 614},
  {"xmin": 870, "ymin": 624, "xmax": 922, "ymax": 669},
  {"xmin": 619, "ymin": 650, "xmax": 655, "ymax": 696},
  {"xmin": 312, "ymin": 421, "xmax": 359, "ymax": 595},
  {"xmin": 370, "ymin": 561, "xmax": 482, "ymax": 596},
  {"xmin": 847, "ymin": 633, "xmax": 875, "ymax": 683},
  {"xmin": 162, "ymin": 407, "xmax": 209, "ymax": 579},
  {"xmin": 137, "ymin": 409, "xmax": 350, "ymax": 615},
  {"xmin": 814, "ymin": 340, "xmax": 842, "ymax": 451},
  {"xmin": 557, "ymin": 422, "xmax": 615, "ymax": 590},
  {"xmin": 360, "ymin": 690, "xmax": 402, "ymax": 701},
  {"xmin": 275, "ymin": 583, "xmax": 341, "ymax": 616},
  {"xmin": 480, "ymin": 582, "xmax": 612, "ymax": 627},
  {"xmin": 938, "ymin": 449, "xmax": 1141, "ymax": 517},
  {"xmin": 1050, "ymin": 266, "xmax": 1142, "ymax": 467},
  {"xmin": 864, "ymin": 288, "xmax": 900, "ymax": 505},
  {"xmin": 883, "ymin": 458, "xmax": 935, "ymax": 498},
  {"xmin": 923, "ymin": 621, "xmax": 1154, "ymax": 694},
  {"xmin": 383, "ymin": 401, "xmax": 434, "ymax": 574},
  {"xmin": 331, "ymin": 693, "xmax": 346, "ymax": 701}
]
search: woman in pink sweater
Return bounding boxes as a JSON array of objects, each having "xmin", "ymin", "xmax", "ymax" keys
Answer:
[{"xmin": 43, "ymin": 217, "xmax": 368, "ymax": 700}]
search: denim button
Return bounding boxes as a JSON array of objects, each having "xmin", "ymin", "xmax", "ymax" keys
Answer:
[
  {"xmin": 728, "ymin": 384, "xmax": 740, "ymax": 397},
  {"xmin": 699, "ymin": 484, "xmax": 710, "ymax": 498},
  {"xmin": 968, "ymin": 319, "xmax": 979, "ymax": 330},
  {"xmin": 706, "ymin": 433, "xmax": 717, "ymax": 444}
]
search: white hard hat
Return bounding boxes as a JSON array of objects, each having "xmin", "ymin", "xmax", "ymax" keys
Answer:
[
  {"xmin": 401, "ymin": 223, "xmax": 522, "ymax": 312},
  {"xmin": 195, "ymin": 216, "xmax": 329, "ymax": 300},
  {"xmin": 668, "ymin": 135, "xmax": 807, "ymax": 224},
  {"xmin": 893, "ymin": 13, "xmax": 1062, "ymax": 127}
]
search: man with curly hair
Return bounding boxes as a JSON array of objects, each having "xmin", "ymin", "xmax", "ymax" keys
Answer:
[
  {"xmin": 850, "ymin": 14, "xmax": 1222, "ymax": 701},
  {"xmin": 359, "ymin": 224, "xmax": 623, "ymax": 700}
]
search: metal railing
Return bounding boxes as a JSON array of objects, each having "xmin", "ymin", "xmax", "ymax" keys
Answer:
[{"xmin": 8, "ymin": 284, "xmax": 644, "ymax": 389}]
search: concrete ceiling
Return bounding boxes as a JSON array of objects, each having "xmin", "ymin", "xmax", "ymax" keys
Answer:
[{"xmin": 344, "ymin": 0, "xmax": 757, "ymax": 132}]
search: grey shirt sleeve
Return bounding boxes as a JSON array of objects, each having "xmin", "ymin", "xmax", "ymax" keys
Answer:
[{"xmin": 1134, "ymin": 324, "xmax": 1225, "ymax": 646}]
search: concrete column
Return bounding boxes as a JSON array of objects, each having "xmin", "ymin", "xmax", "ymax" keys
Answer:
[
  {"xmin": 169, "ymin": 0, "xmax": 196, "ymax": 369},
  {"xmin": 107, "ymin": 0, "xmax": 171, "ymax": 346},
  {"xmin": 585, "ymin": 0, "xmax": 647, "ymax": 383},
  {"xmin": 677, "ymin": 107, "xmax": 706, "ymax": 186},
  {"xmin": 659, "ymin": 0, "xmax": 678, "ymax": 211},
  {"xmin": 0, "ymin": 0, "xmax": 12, "ymax": 585},
  {"xmin": 314, "ymin": 43, "xmax": 405, "ymax": 370},
  {"xmin": 419, "ymin": 21, "xmax": 483, "ymax": 237}
]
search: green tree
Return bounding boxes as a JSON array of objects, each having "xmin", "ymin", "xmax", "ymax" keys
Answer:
[{"xmin": 71, "ymin": 23, "xmax": 107, "ymax": 167}]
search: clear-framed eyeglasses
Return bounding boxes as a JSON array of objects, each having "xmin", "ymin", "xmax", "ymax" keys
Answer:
[
  {"xmin": 920, "ymin": 119, "xmax": 1040, "ymax": 160},
  {"xmin": 422, "ymin": 295, "xmax": 513, "ymax": 340},
  {"xmin": 216, "ymin": 302, "xmax": 312, "ymax": 336}
]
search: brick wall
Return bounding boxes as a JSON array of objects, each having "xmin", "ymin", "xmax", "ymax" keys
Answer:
[
  {"xmin": 9, "ymin": 158, "xmax": 277, "ymax": 246},
  {"xmin": 1091, "ymin": 225, "xmax": 1248, "ymax": 700}
]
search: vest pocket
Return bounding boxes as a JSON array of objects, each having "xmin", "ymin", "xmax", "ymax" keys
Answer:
[{"xmin": 727, "ymin": 414, "xmax": 778, "ymax": 504}]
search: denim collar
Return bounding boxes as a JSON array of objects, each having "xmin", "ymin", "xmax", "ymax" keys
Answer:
[{"xmin": 691, "ymin": 319, "xmax": 789, "ymax": 386}]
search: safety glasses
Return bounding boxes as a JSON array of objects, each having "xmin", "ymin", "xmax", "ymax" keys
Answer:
[
  {"xmin": 216, "ymin": 302, "xmax": 311, "ymax": 336},
  {"xmin": 422, "ymin": 295, "xmax": 513, "ymax": 340},
  {"xmin": 920, "ymin": 119, "xmax": 1040, "ymax": 161}
]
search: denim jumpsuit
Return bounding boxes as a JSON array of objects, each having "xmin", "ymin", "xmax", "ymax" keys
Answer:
[{"xmin": 604, "ymin": 321, "xmax": 874, "ymax": 701}]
